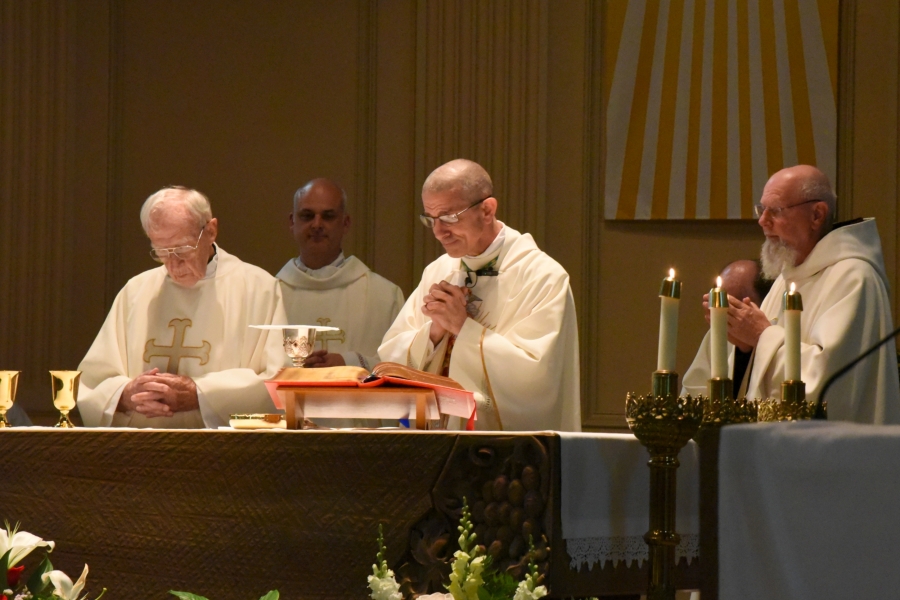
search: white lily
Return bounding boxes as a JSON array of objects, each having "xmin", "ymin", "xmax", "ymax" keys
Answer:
[
  {"xmin": 0, "ymin": 525, "xmax": 55, "ymax": 567},
  {"xmin": 42, "ymin": 563, "xmax": 89, "ymax": 600}
]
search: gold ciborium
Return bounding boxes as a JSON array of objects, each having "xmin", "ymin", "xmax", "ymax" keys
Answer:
[
  {"xmin": 626, "ymin": 371, "xmax": 703, "ymax": 600},
  {"xmin": 50, "ymin": 371, "xmax": 80, "ymax": 428},
  {"xmin": 0, "ymin": 371, "xmax": 20, "ymax": 428}
]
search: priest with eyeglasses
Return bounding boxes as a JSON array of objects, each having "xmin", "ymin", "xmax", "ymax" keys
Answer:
[
  {"xmin": 682, "ymin": 165, "xmax": 900, "ymax": 423},
  {"xmin": 77, "ymin": 186, "xmax": 287, "ymax": 428},
  {"xmin": 379, "ymin": 159, "xmax": 581, "ymax": 431}
]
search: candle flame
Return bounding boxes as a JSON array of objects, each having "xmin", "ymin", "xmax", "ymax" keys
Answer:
[
  {"xmin": 669, "ymin": 268, "xmax": 675, "ymax": 279},
  {"xmin": 716, "ymin": 276, "xmax": 722, "ymax": 288},
  {"xmin": 790, "ymin": 282, "xmax": 796, "ymax": 293}
]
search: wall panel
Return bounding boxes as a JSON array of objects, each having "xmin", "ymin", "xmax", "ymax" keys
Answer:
[{"xmin": 0, "ymin": 1, "xmax": 71, "ymax": 413}]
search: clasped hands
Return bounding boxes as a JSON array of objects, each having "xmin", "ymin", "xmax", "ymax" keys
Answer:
[
  {"xmin": 702, "ymin": 292, "xmax": 771, "ymax": 353},
  {"xmin": 119, "ymin": 368, "xmax": 199, "ymax": 418},
  {"xmin": 422, "ymin": 281, "xmax": 470, "ymax": 344}
]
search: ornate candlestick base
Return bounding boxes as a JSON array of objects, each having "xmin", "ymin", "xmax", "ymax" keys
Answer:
[
  {"xmin": 626, "ymin": 371, "xmax": 703, "ymax": 600},
  {"xmin": 700, "ymin": 377, "xmax": 758, "ymax": 430},
  {"xmin": 758, "ymin": 380, "xmax": 823, "ymax": 421}
]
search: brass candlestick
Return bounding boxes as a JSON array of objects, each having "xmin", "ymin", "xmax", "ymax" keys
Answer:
[
  {"xmin": 757, "ymin": 379, "xmax": 823, "ymax": 421},
  {"xmin": 626, "ymin": 371, "xmax": 703, "ymax": 600},
  {"xmin": 0, "ymin": 371, "xmax": 20, "ymax": 428},
  {"xmin": 50, "ymin": 371, "xmax": 80, "ymax": 428},
  {"xmin": 700, "ymin": 377, "xmax": 758, "ymax": 429}
]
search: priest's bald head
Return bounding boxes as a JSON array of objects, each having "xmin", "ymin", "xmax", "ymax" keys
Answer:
[
  {"xmin": 421, "ymin": 159, "xmax": 502, "ymax": 258},
  {"xmin": 140, "ymin": 186, "xmax": 219, "ymax": 288},
  {"xmin": 290, "ymin": 178, "xmax": 351, "ymax": 270},
  {"xmin": 756, "ymin": 165, "xmax": 836, "ymax": 279},
  {"xmin": 719, "ymin": 259, "xmax": 773, "ymax": 307}
]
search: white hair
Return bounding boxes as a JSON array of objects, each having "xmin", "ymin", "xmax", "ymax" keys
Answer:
[
  {"xmin": 799, "ymin": 173, "xmax": 837, "ymax": 225},
  {"xmin": 760, "ymin": 239, "xmax": 799, "ymax": 279},
  {"xmin": 140, "ymin": 186, "xmax": 212, "ymax": 234}
]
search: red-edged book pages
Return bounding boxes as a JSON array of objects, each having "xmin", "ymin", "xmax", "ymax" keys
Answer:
[{"xmin": 264, "ymin": 363, "xmax": 477, "ymax": 422}]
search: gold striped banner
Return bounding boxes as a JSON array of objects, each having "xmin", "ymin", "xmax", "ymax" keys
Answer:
[{"xmin": 604, "ymin": 0, "xmax": 838, "ymax": 220}]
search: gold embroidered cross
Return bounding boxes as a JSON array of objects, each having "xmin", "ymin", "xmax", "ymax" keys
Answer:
[
  {"xmin": 315, "ymin": 317, "xmax": 346, "ymax": 351},
  {"xmin": 143, "ymin": 318, "xmax": 212, "ymax": 373}
]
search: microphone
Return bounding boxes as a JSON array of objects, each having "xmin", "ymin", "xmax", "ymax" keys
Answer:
[{"xmin": 815, "ymin": 324, "xmax": 900, "ymax": 419}]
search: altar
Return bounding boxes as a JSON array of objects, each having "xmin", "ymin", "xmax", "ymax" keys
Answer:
[{"xmin": 0, "ymin": 429, "xmax": 701, "ymax": 599}]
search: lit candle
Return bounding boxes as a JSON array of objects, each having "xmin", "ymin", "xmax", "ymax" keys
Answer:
[
  {"xmin": 783, "ymin": 282, "xmax": 803, "ymax": 381},
  {"xmin": 709, "ymin": 276, "xmax": 729, "ymax": 379},
  {"xmin": 657, "ymin": 268, "xmax": 681, "ymax": 372}
]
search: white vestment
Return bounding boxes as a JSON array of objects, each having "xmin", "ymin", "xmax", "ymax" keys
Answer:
[
  {"xmin": 276, "ymin": 255, "xmax": 404, "ymax": 369},
  {"xmin": 683, "ymin": 218, "xmax": 900, "ymax": 423},
  {"xmin": 78, "ymin": 247, "xmax": 287, "ymax": 428},
  {"xmin": 378, "ymin": 224, "xmax": 581, "ymax": 432}
]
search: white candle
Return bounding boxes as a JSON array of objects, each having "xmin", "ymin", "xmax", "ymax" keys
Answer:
[
  {"xmin": 657, "ymin": 268, "xmax": 681, "ymax": 372},
  {"xmin": 710, "ymin": 276, "xmax": 729, "ymax": 379},
  {"xmin": 784, "ymin": 282, "xmax": 803, "ymax": 381}
]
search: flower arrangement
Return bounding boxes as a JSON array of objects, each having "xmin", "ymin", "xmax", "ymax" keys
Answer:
[
  {"xmin": 369, "ymin": 499, "xmax": 547, "ymax": 600},
  {"xmin": 0, "ymin": 523, "xmax": 105, "ymax": 600}
]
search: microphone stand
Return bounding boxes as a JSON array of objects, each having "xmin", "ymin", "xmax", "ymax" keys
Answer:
[{"xmin": 815, "ymin": 324, "xmax": 900, "ymax": 419}]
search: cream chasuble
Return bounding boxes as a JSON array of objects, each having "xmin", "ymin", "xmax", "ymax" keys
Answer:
[
  {"xmin": 78, "ymin": 247, "xmax": 287, "ymax": 428},
  {"xmin": 276, "ymin": 255, "xmax": 404, "ymax": 370},
  {"xmin": 379, "ymin": 224, "xmax": 581, "ymax": 432},
  {"xmin": 684, "ymin": 219, "xmax": 900, "ymax": 423}
]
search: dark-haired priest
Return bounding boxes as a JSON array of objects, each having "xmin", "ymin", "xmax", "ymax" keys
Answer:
[
  {"xmin": 276, "ymin": 178, "xmax": 404, "ymax": 371},
  {"xmin": 379, "ymin": 159, "xmax": 581, "ymax": 432},
  {"xmin": 77, "ymin": 186, "xmax": 286, "ymax": 428}
]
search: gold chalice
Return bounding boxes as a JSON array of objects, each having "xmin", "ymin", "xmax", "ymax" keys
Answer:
[
  {"xmin": 0, "ymin": 371, "xmax": 20, "ymax": 428},
  {"xmin": 50, "ymin": 370, "xmax": 80, "ymax": 428}
]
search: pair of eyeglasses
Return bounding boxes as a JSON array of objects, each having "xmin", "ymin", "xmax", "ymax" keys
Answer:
[
  {"xmin": 419, "ymin": 196, "xmax": 490, "ymax": 228},
  {"xmin": 753, "ymin": 198, "xmax": 822, "ymax": 219},
  {"xmin": 149, "ymin": 223, "xmax": 208, "ymax": 262}
]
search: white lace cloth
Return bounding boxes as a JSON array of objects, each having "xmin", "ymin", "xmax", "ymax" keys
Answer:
[
  {"xmin": 565, "ymin": 534, "xmax": 700, "ymax": 569},
  {"xmin": 559, "ymin": 432, "xmax": 700, "ymax": 570}
]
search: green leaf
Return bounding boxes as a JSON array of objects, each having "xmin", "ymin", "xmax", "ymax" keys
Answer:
[
  {"xmin": 0, "ymin": 548, "xmax": 10, "ymax": 590},
  {"xmin": 26, "ymin": 553, "xmax": 53, "ymax": 595},
  {"xmin": 168, "ymin": 592, "xmax": 210, "ymax": 600},
  {"xmin": 258, "ymin": 591, "xmax": 280, "ymax": 600}
]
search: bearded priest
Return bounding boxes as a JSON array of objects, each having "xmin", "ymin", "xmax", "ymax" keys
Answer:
[
  {"xmin": 378, "ymin": 159, "xmax": 581, "ymax": 431},
  {"xmin": 77, "ymin": 186, "xmax": 287, "ymax": 428},
  {"xmin": 682, "ymin": 165, "xmax": 900, "ymax": 423}
]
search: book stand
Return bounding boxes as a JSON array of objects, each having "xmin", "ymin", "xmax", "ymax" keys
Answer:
[{"xmin": 269, "ymin": 384, "xmax": 443, "ymax": 430}]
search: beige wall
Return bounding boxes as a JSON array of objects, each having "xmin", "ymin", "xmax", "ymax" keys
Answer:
[{"xmin": 1, "ymin": 0, "xmax": 897, "ymax": 429}]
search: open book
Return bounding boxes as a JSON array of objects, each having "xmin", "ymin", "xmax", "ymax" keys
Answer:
[
  {"xmin": 266, "ymin": 362, "xmax": 475, "ymax": 424},
  {"xmin": 268, "ymin": 362, "xmax": 465, "ymax": 389}
]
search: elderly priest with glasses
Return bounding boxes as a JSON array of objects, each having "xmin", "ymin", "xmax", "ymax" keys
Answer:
[
  {"xmin": 77, "ymin": 186, "xmax": 287, "ymax": 428},
  {"xmin": 682, "ymin": 165, "xmax": 900, "ymax": 423},
  {"xmin": 379, "ymin": 159, "xmax": 581, "ymax": 431}
]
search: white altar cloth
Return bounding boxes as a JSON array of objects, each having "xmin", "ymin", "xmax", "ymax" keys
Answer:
[
  {"xmin": 720, "ymin": 421, "xmax": 900, "ymax": 599},
  {"xmin": 559, "ymin": 432, "xmax": 700, "ymax": 569}
]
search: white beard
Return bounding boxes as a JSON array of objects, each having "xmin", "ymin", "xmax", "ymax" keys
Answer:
[{"xmin": 760, "ymin": 239, "xmax": 798, "ymax": 279}]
